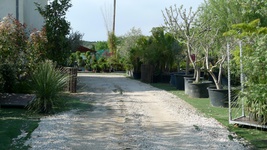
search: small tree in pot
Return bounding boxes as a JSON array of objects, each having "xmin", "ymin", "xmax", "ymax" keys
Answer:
[{"xmin": 196, "ymin": 0, "xmax": 241, "ymax": 106}]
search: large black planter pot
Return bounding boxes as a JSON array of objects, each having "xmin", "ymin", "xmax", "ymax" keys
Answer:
[
  {"xmin": 184, "ymin": 77, "xmax": 195, "ymax": 95},
  {"xmin": 170, "ymin": 73, "xmax": 183, "ymax": 86},
  {"xmin": 175, "ymin": 74, "xmax": 193, "ymax": 90},
  {"xmin": 184, "ymin": 77, "xmax": 205, "ymax": 95},
  {"xmin": 208, "ymin": 87, "xmax": 228, "ymax": 107},
  {"xmin": 133, "ymin": 72, "xmax": 141, "ymax": 79},
  {"xmin": 187, "ymin": 81, "xmax": 213, "ymax": 98},
  {"xmin": 170, "ymin": 74, "xmax": 176, "ymax": 86}
]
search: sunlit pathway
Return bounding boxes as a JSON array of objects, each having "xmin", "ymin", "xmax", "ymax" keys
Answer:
[{"xmin": 25, "ymin": 73, "xmax": 246, "ymax": 149}]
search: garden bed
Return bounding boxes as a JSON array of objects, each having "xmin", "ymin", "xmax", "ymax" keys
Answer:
[{"xmin": 0, "ymin": 93, "xmax": 35, "ymax": 108}]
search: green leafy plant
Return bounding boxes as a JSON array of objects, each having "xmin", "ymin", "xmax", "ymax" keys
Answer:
[
  {"xmin": 242, "ymin": 35, "xmax": 267, "ymax": 124},
  {"xmin": 225, "ymin": 19, "xmax": 267, "ymax": 124},
  {"xmin": 0, "ymin": 15, "xmax": 28, "ymax": 87},
  {"xmin": 35, "ymin": 0, "xmax": 72, "ymax": 66},
  {"xmin": 98, "ymin": 57, "xmax": 109, "ymax": 72},
  {"xmin": 28, "ymin": 60, "xmax": 68, "ymax": 113},
  {"xmin": 118, "ymin": 27, "xmax": 143, "ymax": 72},
  {"xmin": 84, "ymin": 51, "xmax": 92, "ymax": 70},
  {"xmin": 26, "ymin": 28, "xmax": 48, "ymax": 72}
]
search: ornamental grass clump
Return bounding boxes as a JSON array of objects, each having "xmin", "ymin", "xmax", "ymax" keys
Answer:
[{"xmin": 28, "ymin": 60, "xmax": 68, "ymax": 113}]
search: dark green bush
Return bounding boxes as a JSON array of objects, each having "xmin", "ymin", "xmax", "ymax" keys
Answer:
[{"xmin": 0, "ymin": 64, "xmax": 17, "ymax": 93}]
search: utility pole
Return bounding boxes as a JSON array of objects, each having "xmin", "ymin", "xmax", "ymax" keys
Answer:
[
  {"xmin": 16, "ymin": 0, "xmax": 19, "ymax": 20},
  {"xmin": 112, "ymin": 0, "xmax": 116, "ymax": 34}
]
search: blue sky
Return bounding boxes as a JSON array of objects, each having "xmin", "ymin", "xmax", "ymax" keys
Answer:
[{"xmin": 66, "ymin": 0, "xmax": 204, "ymax": 41}]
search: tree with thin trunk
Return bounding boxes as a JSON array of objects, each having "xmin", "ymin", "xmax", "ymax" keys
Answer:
[
  {"xmin": 197, "ymin": 0, "xmax": 243, "ymax": 89},
  {"xmin": 162, "ymin": 5, "xmax": 200, "ymax": 80}
]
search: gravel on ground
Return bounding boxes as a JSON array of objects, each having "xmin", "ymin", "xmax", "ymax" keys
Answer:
[{"xmin": 25, "ymin": 73, "xmax": 249, "ymax": 149}]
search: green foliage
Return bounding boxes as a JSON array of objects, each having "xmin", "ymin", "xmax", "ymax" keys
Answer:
[
  {"xmin": 0, "ymin": 64, "xmax": 16, "ymax": 93},
  {"xmin": 225, "ymin": 19, "xmax": 267, "ymax": 86},
  {"xmin": 0, "ymin": 15, "xmax": 52, "ymax": 93},
  {"xmin": 241, "ymin": 35, "xmax": 267, "ymax": 124},
  {"xmin": 204, "ymin": 0, "xmax": 242, "ymax": 33},
  {"xmin": 98, "ymin": 58, "xmax": 109, "ymax": 72},
  {"xmin": 239, "ymin": 0, "xmax": 267, "ymax": 26},
  {"xmin": 35, "ymin": 0, "xmax": 72, "ymax": 66},
  {"xmin": 28, "ymin": 60, "xmax": 68, "ymax": 113},
  {"xmin": 26, "ymin": 28, "xmax": 48, "ymax": 72},
  {"xmin": 107, "ymin": 31, "xmax": 117, "ymax": 55},
  {"xmin": 0, "ymin": 15, "xmax": 28, "ymax": 65},
  {"xmin": 143, "ymin": 27, "xmax": 182, "ymax": 73},
  {"xmin": 68, "ymin": 31, "xmax": 84, "ymax": 53},
  {"xmin": 75, "ymin": 51, "xmax": 84, "ymax": 67},
  {"xmin": 84, "ymin": 51, "xmax": 92, "ymax": 70},
  {"xmin": 0, "ymin": 15, "xmax": 28, "ymax": 81},
  {"xmin": 224, "ymin": 19, "xmax": 267, "ymax": 39},
  {"xmin": 119, "ymin": 27, "xmax": 182, "ymax": 73},
  {"xmin": 119, "ymin": 27, "xmax": 143, "ymax": 71},
  {"xmin": 95, "ymin": 41, "xmax": 108, "ymax": 50},
  {"xmin": 129, "ymin": 36, "xmax": 148, "ymax": 72}
]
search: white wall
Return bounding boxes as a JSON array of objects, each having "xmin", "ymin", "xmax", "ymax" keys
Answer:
[
  {"xmin": 0, "ymin": 0, "xmax": 47, "ymax": 30},
  {"xmin": 23, "ymin": 0, "xmax": 47, "ymax": 30},
  {"xmin": 0, "ymin": 0, "xmax": 16, "ymax": 20}
]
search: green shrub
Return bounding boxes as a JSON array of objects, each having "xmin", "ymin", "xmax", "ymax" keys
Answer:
[
  {"xmin": 241, "ymin": 35, "xmax": 267, "ymax": 124},
  {"xmin": 0, "ymin": 63, "xmax": 17, "ymax": 93},
  {"xmin": 28, "ymin": 60, "xmax": 68, "ymax": 113}
]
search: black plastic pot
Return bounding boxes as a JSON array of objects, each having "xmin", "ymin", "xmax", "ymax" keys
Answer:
[
  {"xmin": 170, "ymin": 73, "xmax": 183, "ymax": 86},
  {"xmin": 170, "ymin": 74, "xmax": 176, "ymax": 86},
  {"xmin": 187, "ymin": 81, "xmax": 213, "ymax": 98},
  {"xmin": 184, "ymin": 77, "xmax": 195, "ymax": 95},
  {"xmin": 175, "ymin": 74, "xmax": 193, "ymax": 90},
  {"xmin": 208, "ymin": 87, "xmax": 228, "ymax": 107}
]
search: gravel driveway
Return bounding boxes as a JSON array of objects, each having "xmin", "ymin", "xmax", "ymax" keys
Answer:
[{"xmin": 25, "ymin": 73, "xmax": 248, "ymax": 149}]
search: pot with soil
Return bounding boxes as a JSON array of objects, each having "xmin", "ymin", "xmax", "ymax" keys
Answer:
[
  {"xmin": 207, "ymin": 86, "xmax": 228, "ymax": 107},
  {"xmin": 187, "ymin": 81, "xmax": 213, "ymax": 98}
]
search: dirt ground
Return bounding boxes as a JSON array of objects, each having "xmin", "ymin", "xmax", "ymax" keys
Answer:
[{"xmin": 25, "ymin": 73, "xmax": 248, "ymax": 149}]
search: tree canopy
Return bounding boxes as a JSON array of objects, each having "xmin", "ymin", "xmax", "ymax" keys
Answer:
[{"xmin": 35, "ymin": 0, "xmax": 72, "ymax": 66}]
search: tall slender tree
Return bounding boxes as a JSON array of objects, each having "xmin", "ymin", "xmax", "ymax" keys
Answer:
[{"xmin": 163, "ymin": 5, "xmax": 199, "ymax": 77}]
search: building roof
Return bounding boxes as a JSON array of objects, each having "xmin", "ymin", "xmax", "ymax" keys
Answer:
[{"xmin": 76, "ymin": 45, "xmax": 96, "ymax": 53}]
